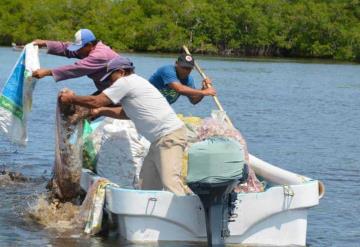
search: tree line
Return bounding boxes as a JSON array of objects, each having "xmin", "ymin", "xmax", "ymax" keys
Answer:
[{"xmin": 0, "ymin": 0, "xmax": 359, "ymax": 61}]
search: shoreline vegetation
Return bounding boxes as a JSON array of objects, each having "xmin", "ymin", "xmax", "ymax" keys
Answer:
[
  {"xmin": 5, "ymin": 46, "xmax": 358, "ymax": 65},
  {"xmin": 1, "ymin": 0, "xmax": 359, "ymax": 62}
]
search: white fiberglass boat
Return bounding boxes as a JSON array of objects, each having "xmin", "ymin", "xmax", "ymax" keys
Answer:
[{"xmin": 80, "ymin": 152, "xmax": 324, "ymax": 246}]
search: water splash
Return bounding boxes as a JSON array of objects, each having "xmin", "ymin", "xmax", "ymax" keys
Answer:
[
  {"xmin": 27, "ymin": 194, "xmax": 83, "ymax": 232},
  {"xmin": 0, "ymin": 169, "xmax": 29, "ymax": 186}
]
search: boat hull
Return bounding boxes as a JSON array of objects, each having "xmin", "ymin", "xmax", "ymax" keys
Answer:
[{"xmin": 80, "ymin": 167, "xmax": 320, "ymax": 246}]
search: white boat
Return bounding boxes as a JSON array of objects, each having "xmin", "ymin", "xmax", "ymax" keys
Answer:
[{"xmin": 80, "ymin": 152, "xmax": 324, "ymax": 246}]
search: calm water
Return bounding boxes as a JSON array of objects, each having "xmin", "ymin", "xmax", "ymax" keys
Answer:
[{"xmin": 0, "ymin": 47, "xmax": 359, "ymax": 246}]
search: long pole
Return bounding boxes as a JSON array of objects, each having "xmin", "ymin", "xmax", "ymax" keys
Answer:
[{"xmin": 182, "ymin": 45, "xmax": 234, "ymax": 128}]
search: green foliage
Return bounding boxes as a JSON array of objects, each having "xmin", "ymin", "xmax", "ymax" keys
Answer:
[{"xmin": 0, "ymin": 0, "xmax": 359, "ymax": 61}]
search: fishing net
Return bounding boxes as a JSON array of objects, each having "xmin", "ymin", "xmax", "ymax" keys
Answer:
[
  {"xmin": 196, "ymin": 117, "xmax": 250, "ymax": 162},
  {"xmin": 48, "ymin": 92, "xmax": 85, "ymax": 201},
  {"xmin": 182, "ymin": 111, "xmax": 263, "ymax": 193}
]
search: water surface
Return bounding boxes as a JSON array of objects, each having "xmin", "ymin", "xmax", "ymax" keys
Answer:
[{"xmin": 0, "ymin": 47, "xmax": 359, "ymax": 246}]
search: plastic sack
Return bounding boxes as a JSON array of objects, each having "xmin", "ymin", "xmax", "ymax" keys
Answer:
[
  {"xmin": 177, "ymin": 114, "xmax": 202, "ymax": 143},
  {"xmin": 76, "ymin": 178, "xmax": 118, "ymax": 235},
  {"xmin": 81, "ymin": 117, "xmax": 112, "ymax": 171},
  {"xmin": 82, "ymin": 120, "xmax": 98, "ymax": 171},
  {"xmin": 0, "ymin": 43, "xmax": 40, "ymax": 145},
  {"xmin": 95, "ymin": 119, "xmax": 150, "ymax": 188},
  {"xmin": 81, "ymin": 118, "xmax": 150, "ymax": 189}
]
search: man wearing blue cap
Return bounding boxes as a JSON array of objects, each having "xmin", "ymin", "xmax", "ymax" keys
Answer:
[
  {"xmin": 149, "ymin": 54, "xmax": 216, "ymax": 104},
  {"xmin": 58, "ymin": 56, "xmax": 189, "ymax": 195},
  {"xmin": 32, "ymin": 29, "xmax": 118, "ymax": 92}
]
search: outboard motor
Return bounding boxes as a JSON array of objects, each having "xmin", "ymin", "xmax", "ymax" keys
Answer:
[{"xmin": 187, "ymin": 137, "xmax": 247, "ymax": 247}]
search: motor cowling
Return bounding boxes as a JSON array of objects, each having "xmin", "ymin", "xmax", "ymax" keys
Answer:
[{"xmin": 187, "ymin": 137, "xmax": 247, "ymax": 247}]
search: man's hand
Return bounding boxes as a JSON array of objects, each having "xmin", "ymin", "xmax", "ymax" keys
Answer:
[
  {"xmin": 202, "ymin": 77, "xmax": 212, "ymax": 89},
  {"xmin": 202, "ymin": 87, "xmax": 216, "ymax": 96},
  {"xmin": 59, "ymin": 90, "xmax": 75, "ymax": 104},
  {"xmin": 32, "ymin": 69, "xmax": 52, "ymax": 79},
  {"xmin": 89, "ymin": 108, "xmax": 101, "ymax": 119},
  {"xmin": 32, "ymin": 39, "xmax": 47, "ymax": 48}
]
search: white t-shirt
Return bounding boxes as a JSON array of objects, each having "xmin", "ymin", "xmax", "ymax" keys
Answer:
[{"xmin": 103, "ymin": 74, "xmax": 184, "ymax": 143}]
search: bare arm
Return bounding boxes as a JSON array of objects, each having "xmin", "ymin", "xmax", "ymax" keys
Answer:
[
  {"xmin": 32, "ymin": 69, "xmax": 52, "ymax": 79},
  {"xmin": 33, "ymin": 39, "xmax": 80, "ymax": 57},
  {"xmin": 59, "ymin": 91, "xmax": 113, "ymax": 108},
  {"xmin": 168, "ymin": 78, "xmax": 216, "ymax": 105},
  {"xmin": 188, "ymin": 94, "xmax": 203, "ymax": 105},
  {"xmin": 32, "ymin": 39, "xmax": 86, "ymax": 80},
  {"xmin": 91, "ymin": 106, "xmax": 129, "ymax": 119},
  {"xmin": 32, "ymin": 39, "xmax": 48, "ymax": 48}
]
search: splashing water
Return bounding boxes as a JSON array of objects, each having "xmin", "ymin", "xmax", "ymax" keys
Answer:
[
  {"xmin": 27, "ymin": 193, "xmax": 82, "ymax": 232},
  {"xmin": 0, "ymin": 169, "xmax": 29, "ymax": 186},
  {"xmin": 26, "ymin": 181, "xmax": 108, "ymax": 236}
]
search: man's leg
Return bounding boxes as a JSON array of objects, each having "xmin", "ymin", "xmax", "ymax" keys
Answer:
[
  {"xmin": 140, "ymin": 145, "xmax": 163, "ymax": 190},
  {"xmin": 153, "ymin": 127, "xmax": 187, "ymax": 195}
]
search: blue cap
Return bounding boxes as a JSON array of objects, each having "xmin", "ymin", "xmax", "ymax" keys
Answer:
[
  {"xmin": 100, "ymin": 56, "xmax": 135, "ymax": 82},
  {"xmin": 67, "ymin": 29, "xmax": 96, "ymax": 52}
]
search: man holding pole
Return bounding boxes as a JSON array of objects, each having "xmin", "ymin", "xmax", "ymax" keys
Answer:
[{"xmin": 148, "ymin": 54, "xmax": 216, "ymax": 105}]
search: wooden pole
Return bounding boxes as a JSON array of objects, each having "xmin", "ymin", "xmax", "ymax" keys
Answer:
[{"xmin": 182, "ymin": 45, "xmax": 234, "ymax": 128}]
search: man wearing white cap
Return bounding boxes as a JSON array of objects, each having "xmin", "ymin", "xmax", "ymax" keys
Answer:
[
  {"xmin": 32, "ymin": 29, "xmax": 118, "ymax": 92},
  {"xmin": 58, "ymin": 56, "xmax": 188, "ymax": 196}
]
